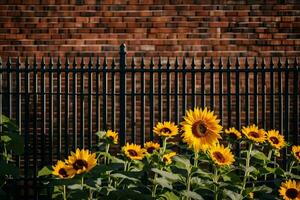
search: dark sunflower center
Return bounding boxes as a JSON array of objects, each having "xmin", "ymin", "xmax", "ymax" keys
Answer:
[
  {"xmin": 286, "ymin": 188, "xmax": 298, "ymax": 199},
  {"xmin": 58, "ymin": 168, "xmax": 68, "ymax": 177},
  {"xmin": 163, "ymin": 157, "xmax": 168, "ymax": 162},
  {"xmin": 108, "ymin": 136, "xmax": 114, "ymax": 141},
  {"xmin": 192, "ymin": 122, "xmax": 207, "ymax": 138},
  {"xmin": 270, "ymin": 137, "xmax": 279, "ymax": 144},
  {"xmin": 128, "ymin": 149, "xmax": 138, "ymax": 157},
  {"xmin": 73, "ymin": 159, "xmax": 88, "ymax": 170},
  {"xmin": 249, "ymin": 131, "xmax": 259, "ymax": 138},
  {"xmin": 229, "ymin": 132, "xmax": 237, "ymax": 139},
  {"xmin": 213, "ymin": 152, "xmax": 226, "ymax": 163},
  {"xmin": 161, "ymin": 128, "xmax": 171, "ymax": 134},
  {"xmin": 147, "ymin": 147, "xmax": 155, "ymax": 154}
]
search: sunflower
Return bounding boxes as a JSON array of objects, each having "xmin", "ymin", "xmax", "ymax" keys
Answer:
[
  {"xmin": 241, "ymin": 124, "xmax": 266, "ymax": 143},
  {"xmin": 266, "ymin": 129, "xmax": 285, "ymax": 150},
  {"xmin": 153, "ymin": 121, "xmax": 178, "ymax": 137},
  {"xmin": 208, "ymin": 144, "xmax": 235, "ymax": 166},
  {"xmin": 106, "ymin": 130, "xmax": 119, "ymax": 144},
  {"xmin": 292, "ymin": 146, "xmax": 300, "ymax": 162},
  {"xmin": 162, "ymin": 152, "xmax": 177, "ymax": 165},
  {"xmin": 122, "ymin": 143, "xmax": 146, "ymax": 160},
  {"xmin": 224, "ymin": 127, "xmax": 242, "ymax": 139},
  {"xmin": 144, "ymin": 141, "xmax": 160, "ymax": 154},
  {"xmin": 52, "ymin": 160, "xmax": 76, "ymax": 179},
  {"xmin": 248, "ymin": 192, "xmax": 254, "ymax": 199},
  {"xmin": 66, "ymin": 148, "xmax": 97, "ymax": 174},
  {"xmin": 181, "ymin": 107, "xmax": 223, "ymax": 152},
  {"xmin": 279, "ymin": 179, "xmax": 300, "ymax": 200}
]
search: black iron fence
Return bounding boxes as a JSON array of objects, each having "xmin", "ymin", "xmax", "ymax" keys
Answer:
[{"xmin": 0, "ymin": 44, "xmax": 299, "ymax": 199}]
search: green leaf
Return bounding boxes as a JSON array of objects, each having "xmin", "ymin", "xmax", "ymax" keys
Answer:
[
  {"xmin": 95, "ymin": 131, "xmax": 106, "ymax": 139},
  {"xmin": 110, "ymin": 173, "xmax": 139, "ymax": 182},
  {"xmin": 151, "ymin": 168, "xmax": 180, "ymax": 182},
  {"xmin": 181, "ymin": 191, "xmax": 204, "ymax": 200},
  {"xmin": 0, "ymin": 160, "xmax": 19, "ymax": 177},
  {"xmin": 173, "ymin": 155, "xmax": 191, "ymax": 169},
  {"xmin": 222, "ymin": 172, "xmax": 241, "ymax": 182},
  {"xmin": 252, "ymin": 185, "xmax": 272, "ymax": 193},
  {"xmin": 155, "ymin": 177, "xmax": 172, "ymax": 189},
  {"xmin": 159, "ymin": 192, "xmax": 180, "ymax": 200},
  {"xmin": 0, "ymin": 135, "xmax": 11, "ymax": 143},
  {"xmin": 223, "ymin": 189, "xmax": 243, "ymax": 200},
  {"xmin": 38, "ymin": 166, "xmax": 52, "ymax": 177},
  {"xmin": 5, "ymin": 131, "xmax": 24, "ymax": 155},
  {"xmin": 67, "ymin": 184, "xmax": 82, "ymax": 190},
  {"xmin": 251, "ymin": 150, "xmax": 269, "ymax": 161}
]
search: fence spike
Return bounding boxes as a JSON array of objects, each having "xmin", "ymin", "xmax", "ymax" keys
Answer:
[
  {"xmin": 210, "ymin": 57, "xmax": 214, "ymax": 68},
  {"xmin": 103, "ymin": 57, "xmax": 107, "ymax": 67},
  {"xmin": 285, "ymin": 57, "xmax": 289, "ymax": 68},
  {"xmin": 261, "ymin": 57, "xmax": 265, "ymax": 68},
  {"xmin": 0, "ymin": 57, "xmax": 2, "ymax": 65},
  {"xmin": 201, "ymin": 57, "xmax": 205, "ymax": 68},
  {"xmin": 270, "ymin": 57, "xmax": 274, "ymax": 67},
  {"xmin": 226, "ymin": 57, "xmax": 231, "ymax": 69},
  {"xmin": 150, "ymin": 57, "xmax": 154, "ymax": 67},
  {"xmin": 158, "ymin": 56, "xmax": 162, "ymax": 67},
  {"xmin": 294, "ymin": 57, "xmax": 298, "ymax": 69},
  {"xmin": 16, "ymin": 56, "xmax": 21, "ymax": 66},
  {"xmin": 245, "ymin": 57, "xmax": 249, "ymax": 69},
  {"xmin": 278, "ymin": 57, "xmax": 282, "ymax": 68},
  {"xmin": 141, "ymin": 57, "xmax": 145, "ymax": 68},
  {"xmin": 254, "ymin": 57, "xmax": 257, "ymax": 68},
  {"xmin": 182, "ymin": 57, "xmax": 186, "ymax": 69},
  {"xmin": 7, "ymin": 57, "xmax": 11, "ymax": 66},
  {"xmin": 73, "ymin": 57, "xmax": 77, "ymax": 67},
  {"xmin": 191, "ymin": 57, "xmax": 195, "ymax": 68},
  {"xmin": 25, "ymin": 56, "xmax": 29, "ymax": 66},
  {"xmin": 235, "ymin": 57, "xmax": 240, "ymax": 68},
  {"xmin": 66, "ymin": 57, "xmax": 70, "ymax": 66},
  {"xmin": 80, "ymin": 57, "xmax": 85, "ymax": 66},
  {"xmin": 57, "ymin": 57, "xmax": 62, "ymax": 66},
  {"xmin": 49, "ymin": 57, "xmax": 53, "ymax": 67},
  {"xmin": 174, "ymin": 57, "xmax": 178, "ymax": 67},
  {"xmin": 96, "ymin": 57, "xmax": 100, "ymax": 66},
  {"xmin": 112, "ymin": 57, "xmax": 116, "ymax": 68},
  {"xmin": 41, "ymin": 56, "xmax": 45, "ymax": 67},
  {"xmin": 88, "ymin": 57, "xmax": 93, "ymax": 66},
  {"xmin": 131, "ymin": 57, "xmax": 135, "ymax": 67},
  {"xmin": 219, "ymin": 57, "xmax": 223, "ymax": 69},
  {"xmin": 167, "ymin": 57, "xmax": 170, "ymax": 68}
]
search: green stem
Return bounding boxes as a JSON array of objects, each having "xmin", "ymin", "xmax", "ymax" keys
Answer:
[
  {"xmin": 3, "ymin": 144, "xmax": 8, "ymax": 163},
  {"xmin": 186, "ymin": 168, "xmax": 192, "ymax": 200},
  {"xmin": 213, "ymin": 167, "xmax": 219, "ymax": 200},
  {"xmin": 194, "ymin": 152, "xmax": 199, "ymax": 167},
  {"xmin": 264, "ymin": 149, "xmax": 273, "ymax": 180},
  {"xmin": 162, "ymin": 137, "xmax": 168, "ymax": 154},
  {"xmin": 240, "ymin": 143, "xmax": 253, "ymax": 197},
  {"xmin": 289, "ymin": 161, "xmax": 295, "ymax": 174},
  {"xmin": 63, "ymin": 185, "xmax": 67, "ymax": 200},
  {"xmin": 152, "ymin": 173, "xmax": 158, "ymax": 198},
  {"xmin": 81, "ymin": 176, "xmax": 84, "ymax": 190}
]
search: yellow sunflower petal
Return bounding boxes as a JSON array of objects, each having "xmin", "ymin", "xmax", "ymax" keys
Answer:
[
  {"xmin": 66, "ymin": 148, "xmax": 97, "ymax": 174},
  {"xmin": 106, "ymin": 130, "xmax": 119, "ymax": 144},
  {"xmin": 181, "ymin": 107, "xmax": 222, "ymax": 152},
  {"xmin": 266, "ymin": 129, "xmax": 285, "ymax": 150},
  {"xmin": 279, "ymin": 179, "xmax": 300, "ymax": 200},
  {"xmin": 224, "ymin": 127, "xmax": 242, "ymax": 139},
  {"xmin": 292, "ymin": 146, "xmax": 300, "ymax": 162},
  {"xmin": 144, "ymin": 141, "xmax": 160, "ymax": 154},
  {"xmin": 241, "ymin": 124, "xmax": 266, "ymax": 143},
  {"xmin": 163, "ymin": 152, "xmax": 176, "ymax": 165},
  {"xmin": 153, "ymin": 121, "xmax": 178, "ymax": 137},
  {"xmin": 208, "ymin": 144, "xmax": 235, "ymax": 166},
  {"xmin": 52, "ymin": 160, "xmax": 76, "ymax": 179},
  {"xmin": 122, "ymin": 143, "xmax": 146, "ymax": 160}
]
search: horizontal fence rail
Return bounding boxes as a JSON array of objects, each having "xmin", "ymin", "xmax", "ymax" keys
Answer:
[{"xmin": 0, "ymin": 44, "xmax": 299, "ymax": 199}]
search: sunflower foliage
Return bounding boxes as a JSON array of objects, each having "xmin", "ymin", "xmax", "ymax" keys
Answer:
[
  {"xmin": 38, "ymin": 107, "xmax": 300, "ymax": 200},
  {"xmin": 0, "ymin": 115, "xmax": 24, "ymax": 198}
]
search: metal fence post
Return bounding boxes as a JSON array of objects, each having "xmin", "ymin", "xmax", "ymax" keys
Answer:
[{"xmin": 119, "ymin": 44, "xmax": 127, "ymax": 145}]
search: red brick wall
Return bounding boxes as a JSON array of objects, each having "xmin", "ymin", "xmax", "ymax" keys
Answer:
[{"xmin": 0, "ymin": 0, "xmax": 300, "ymax": 59}]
